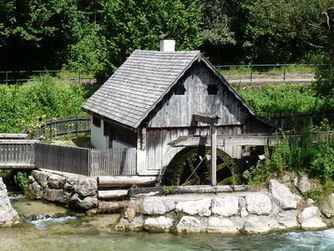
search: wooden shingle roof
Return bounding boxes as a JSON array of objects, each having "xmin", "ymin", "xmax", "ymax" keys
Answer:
[{"xmin": 83, "ymin": 49, "xmax": 255, "ymax": 129}]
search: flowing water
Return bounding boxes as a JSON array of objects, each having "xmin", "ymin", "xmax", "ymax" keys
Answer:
[{"xmin": 2, "ymin": 196, "xmax": 334, "ymax": 251}]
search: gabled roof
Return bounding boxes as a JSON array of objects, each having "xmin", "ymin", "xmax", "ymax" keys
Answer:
[{"xmin": 82, "ymin": 49, "xmax": 255, "ymax": 129}]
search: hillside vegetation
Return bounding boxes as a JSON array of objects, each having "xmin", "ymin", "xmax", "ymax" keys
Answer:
[{"xmin": 0, "ymin": 76, "xmax": 96, "ymax": 133}]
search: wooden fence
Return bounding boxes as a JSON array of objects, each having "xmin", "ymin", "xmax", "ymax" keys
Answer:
[
  {"xmin": 0, "ymin": 140, "xmax": 37, "ymax": 168},
  {"xmin": 35, "ymin": 143, "xmax": 91, "ymax": 175},
  {"xmin": 0, "ymin": 141, "xmax": 137, "ymax": 176}
]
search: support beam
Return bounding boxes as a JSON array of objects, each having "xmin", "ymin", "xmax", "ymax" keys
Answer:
[
  {"xmin": 210, "ymin": 124, "xmax": 217, "ymax": 186},
  {"xmin": 98, "ymin": 176, "xmax": 157, "ymax": 188}
]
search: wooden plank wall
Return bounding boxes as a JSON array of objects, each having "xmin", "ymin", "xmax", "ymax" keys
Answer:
[
  {"xmin": 89, "ymin": 147, "xmax": 136, "ymax": 176},
  {"xmin": 144, "ymin": 126, "xmax": 243, "ymax": 172},
  {"xmin": 35, "ymin": 143, "xmax": 90, "ymax": 175},
  {"xmin": 0, "ymin": 140, "xmax": 36, "ymax": 167},
  {"xmin": 148, "ymin": 63, "xmax": 246, "ymax": 128}
]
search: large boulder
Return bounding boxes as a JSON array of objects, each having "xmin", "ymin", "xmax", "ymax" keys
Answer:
[
  {"xmin": 244, "ymin": 216, "xmax": 277, "ymax": 233},
  {"xmin": 207, "ymin": 217, "xmax": 239, "ymax": 233},
  {"xmin": 321, "ymin": 194, "xmax": 334, "ymax": 218},
  {"xmin": 116, "ymin": 216, "xmax": 144, "ymax": 231},
  {"xmin": 211, "ymin": 197, "xmax": 239, "ymax": 217},
  {"xmin": 75, "ymin": 178, "xmax": 97, "ymax": 197},
  {"xmin": 47, "ymin": 174, "xmax": 65, "ymax": 189},
  {"xmin": 294, "ymin": 175, "xmax": 313, "ymax": 195},
  {"xmin": 298, "ymin": 206, "xmax": 327, "ymax": 230},
  {"xmin": 176, "ymin": 216, "xmax": 207, "ymax": 233},
  {"xmin": 175, "ymin": 199, "xmax": 211, "ymax": 217},
  {"xmin": 276, "ymin": 210, "xmax": 299, "ymax": 229},
  {"xmin": 69, "ymin": 194, "xmax": 98, "ymax": 210},
  {"xmin": 0, "ymin": 178, "xmax": 20, "ymax": 226},
  {"xmin": 26, "ymin": 181, "xmax": 44, "ymax": 199},
  {"xmin": 142, "ymin": 197, "xmax": 175, "ymax": 215},
  {"xmin": 246, "ymin": 193, "xmax": 272, "ymax": 215},
  {"xmin": 144, "ymin": 216, "xmax": 173, "ymax": 232},
  {"xmin": 44, "ymin": 188, "xmax": 67, "ymax": 204},
  {"xmin": 269, "ymin": 179, "xmax": 297, "ymax": 209}
]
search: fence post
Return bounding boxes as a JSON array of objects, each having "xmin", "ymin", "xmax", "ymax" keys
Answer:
[
  {"xmin": 283, "ymin": 65, "xmax": 286, "ymax": 81},
  {"xmin": 249, "ymin": 64, "xmax": 253, "ymax": 82},
  {"xmin": 5, "ymin": 71, "xmax": 8, "ymax": 84},
  {"xmin": 78, "ymin": 70, "xmax": 81, "ymax": 85}
]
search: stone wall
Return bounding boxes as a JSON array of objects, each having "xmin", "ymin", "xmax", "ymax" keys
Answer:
[
  {"xmin": 116, "ymin": 179, "xmax": 332, "ymax": 234},
  {"xmin": 0, "ymin": 177, "xmax": 20, "ymax": 226},
  {"xmin": 27, "ymin": 170, "xmax": 98, "ymax": 211}
]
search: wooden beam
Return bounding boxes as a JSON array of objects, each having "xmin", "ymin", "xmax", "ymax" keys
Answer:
[
  {"xmin": 210, "ymin": 124, "xmax": 217, "ymax": 186},
  {"xmin": 98, "ymin": 190, "xmax": 128, "ymax": 200},
  {"xmin": 98, "ymin": 176, "xmax": 157, "ymax": 188},
  {"xmin": 193, "ymin": 113, "xmax": 219, "ymax": 125},
  {"xmin": 169, "ymin": 134, "xmax": 276, "ymax": 147},
  {"xmin": 0, "ymin": 134, "xmax": 28, "ymax": 139}
]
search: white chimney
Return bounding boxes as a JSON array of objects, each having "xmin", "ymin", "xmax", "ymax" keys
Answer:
[{"xmin": 160, "ymin": 40, "xmax": 175, "ymax": 52}]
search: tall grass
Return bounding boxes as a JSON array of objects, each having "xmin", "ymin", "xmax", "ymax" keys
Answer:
[{"xmin": 236, "ymin": 84, "xmax": 325, "ymax": 115}]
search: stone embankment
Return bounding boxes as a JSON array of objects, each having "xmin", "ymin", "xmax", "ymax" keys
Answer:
[
  {"xmin": 26, "ymin": 170, "xmax": 98, "ymax": 211},
  {"xmin": 116, "ymin": 178, "xmax": 333, "ymax": 234},
  {"xmin": 0, "ymin": 177, "xmax": 20, "ymax": 226}
]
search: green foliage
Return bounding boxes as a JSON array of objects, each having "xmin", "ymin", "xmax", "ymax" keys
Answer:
[
  {"xmin": 0, "ymin": 75, "xmax": 91, "ymax": 133},
  {"xmin": 14, "ymin": 172, "xmax": 29, "ymax": 191},
  {"xmin": 244, "ymin": 129, "xmax": 334, "ymax": 185},
  {"xmin": 161, "ymin": 186, "xmax": 176, "ymax": 195},
  {"xmin": 237, "ymin": 84, "xmax": 326, "ymax": 115}
]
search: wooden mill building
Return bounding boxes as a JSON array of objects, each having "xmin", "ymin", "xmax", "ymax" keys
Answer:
[{"xmin": 82, "ymin": 40, "xmax": 274, "ymax": 177}]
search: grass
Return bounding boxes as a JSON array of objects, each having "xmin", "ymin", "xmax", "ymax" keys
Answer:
[
  {"xmin": 50, "ymin": 134, "xmax": 93, "ymax": 148},
  {"xmin": 236, "ymin": 83, "xmax": 325, "ymax": 115}
]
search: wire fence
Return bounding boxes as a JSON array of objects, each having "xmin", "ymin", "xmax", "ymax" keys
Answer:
[{"xmin": 0, "ymin": 69, "xmax": 96, "ymax": 84}]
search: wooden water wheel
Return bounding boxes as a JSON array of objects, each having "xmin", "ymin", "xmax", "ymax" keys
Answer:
[{"xmin": 161, "ymin": 146, "xmax": 241, "ymax": 186}]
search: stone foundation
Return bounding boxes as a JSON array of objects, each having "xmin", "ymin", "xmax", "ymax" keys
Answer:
[
  {"xmin": 26, "ymin": 170, "xmax": 98, "ymax": 211},
  {"xmin": 116, "ymin": 179, "xmax": 333, "ymax": 234}
]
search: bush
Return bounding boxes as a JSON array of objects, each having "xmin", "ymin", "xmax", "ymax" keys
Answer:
[
  {"xmin": 0, "ymin": 75, "xmax": 93, "ymax": 133},
  {"xmin": 14, "ymin": 172, "xmax": 29, "ymax": 191}
]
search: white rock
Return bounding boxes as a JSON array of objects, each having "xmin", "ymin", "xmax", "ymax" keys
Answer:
[
  {"xmin": 143, "ymin": 197, "xmax": 167, "ymax": 215},
  {"xmin": 0, "ymin": 178, "xmax": 19, "ymax": 226},
  {"xmin": 269, "ymin": 179, "xmax": 297, "ymax": 209},
  {"xmin": 246, "ymin": 193, "xmax": 272, "ymax": 215},
  {"xmin": 211, "ymin": 197, "xmax": 239, "ymax": 217},
  {"xmin": 276, "ymin": 210, "xmax": 299, "ymax": 229},
  {"xmin": 144, "ymin": 216, "xmax": 173, "ymax": 232},
  {"xmin": 244, "ymin": 216, "xmax": 277, "ymax": 233},
  {"xmin": 116, "ymin": 216, "xmax": 144, "ymax": 231},
  {"xmin": 240, "ymin": 207, "xmax": 249, "ymax": 218},
  {"xmin": 207, "ymin": 217, "xmax": 239, "ymax": 233},
  {"xmin": 298, "ymin": 206, "xmax": 327, "ymax": 230},
  {"xmin": 176, "ymin": 216, "xmax": 207, "ymax": 233},
  {"xmin": 296, "ymin": 175, "xmax": 312, "ymax": 195},
  {"xmin": 321, "ymin": 194, "xmax": 334, "ymax": 218},
  {"xmin": 176, "ymin": 199, "xmax": 211, "ymax": 217},
  {"xmin": 307, "ymin": 198, "xmax": 316, "ymax": 205}
]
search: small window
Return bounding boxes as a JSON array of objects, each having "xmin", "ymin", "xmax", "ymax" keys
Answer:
[
  {"xmin": 104, "ymin": 121, "xmax": 110, "ymax": 136},
  {"xmin": 92, "ymin": 116, "xmax": 101, "ymax": 127},
  {"xmin": 208, "ymin": 84, "xmax": 218, "ymax": 95},
  {"xmin": 175, "ymin": 85, "xmax": 186, "ymax": 95}
]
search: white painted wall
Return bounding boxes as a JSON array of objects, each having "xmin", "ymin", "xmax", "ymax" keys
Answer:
[{"xmin": 90, "ymin": 117, "xmax": 109, "ymax": 149}]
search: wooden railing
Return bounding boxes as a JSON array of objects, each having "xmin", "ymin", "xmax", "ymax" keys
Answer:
[
  {"xmin": 27, "ymin": 116, "xmax": 91, "ymax": 138},
  {"xmin": 0, "ymin": 140, "xmax": 38, "ymax": 168}
]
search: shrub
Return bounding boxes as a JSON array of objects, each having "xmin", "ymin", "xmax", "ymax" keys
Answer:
[{"xmin": 14, "ymin": 172, "xmax": 29, "ymax": 191}]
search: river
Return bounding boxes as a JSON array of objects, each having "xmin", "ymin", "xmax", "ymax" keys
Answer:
[{"xmin": 2, "ymin": 196, "xmax": 334, "ymax": 251}]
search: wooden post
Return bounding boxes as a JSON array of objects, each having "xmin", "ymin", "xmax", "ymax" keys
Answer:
[{"xmin": 210, "ymin": 123, "xmax": 217, "ymax": 186}]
